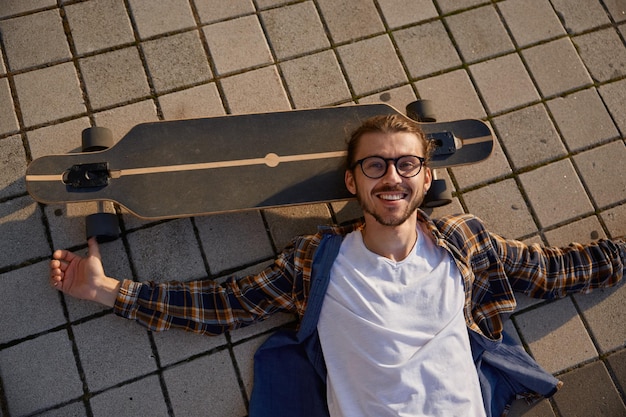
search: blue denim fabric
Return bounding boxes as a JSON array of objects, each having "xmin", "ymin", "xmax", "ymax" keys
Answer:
[{"xmin": 249, "ymin": 233, "xmax": 560, "ymax": 417}]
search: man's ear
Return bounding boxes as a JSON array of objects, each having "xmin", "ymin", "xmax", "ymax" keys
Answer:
[
  {"xmin": 345, "ymin": 170, "xmax": 357, "ymax": 195},
  {"xmin": 423, "ymin": 167, "xmax": 433, "ymax": 193}
]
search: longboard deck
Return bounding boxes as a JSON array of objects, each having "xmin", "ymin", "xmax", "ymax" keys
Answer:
[{"xmin": 26, "ymin": 104, "xmax": 493, "ymax": 219}]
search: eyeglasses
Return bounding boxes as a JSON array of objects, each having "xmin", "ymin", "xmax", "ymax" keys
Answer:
[{"xmin": 351, "ymin": 155, "xmax": 425, "ymax": 179}]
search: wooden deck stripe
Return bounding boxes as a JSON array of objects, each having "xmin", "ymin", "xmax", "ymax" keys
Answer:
[{"xmin": 25, "ymin": 150, "xmax": 348, "ymax": 182}]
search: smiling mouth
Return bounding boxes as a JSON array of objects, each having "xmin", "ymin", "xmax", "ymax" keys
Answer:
[{"xmin": 378, "ymin": 193, "xmax": 406, "ymax": 201}]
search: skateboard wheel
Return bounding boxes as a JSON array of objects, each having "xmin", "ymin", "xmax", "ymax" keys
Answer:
[
  {"xmin": 82, "ymin": 127, "xmax": 114, "ymax": 152},
  {"xmin": 86, "ymin": 213, "xmax": 119, "ymax": 243},
  {"xmin": 423, "ymin": 178, "xmax": 452, "ymax": 208},
  {"xmin": 406, "ymin": 100, "xmax": 437, "ymax": 123}
]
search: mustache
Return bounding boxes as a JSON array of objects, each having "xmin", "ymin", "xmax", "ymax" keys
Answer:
[{"xmin": 372, "ymin": 185, "xmax": 411, "ymax": 194}]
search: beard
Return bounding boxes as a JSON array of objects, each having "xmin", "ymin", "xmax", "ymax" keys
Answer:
[{"xmin": 355, "ymin": 184, "xmax": 424, "ymax": 227}]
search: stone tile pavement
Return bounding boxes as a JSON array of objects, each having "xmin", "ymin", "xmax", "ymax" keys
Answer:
[{"xmin": 0, "ymin": 0, "xmax": 625, "ymax": 416}]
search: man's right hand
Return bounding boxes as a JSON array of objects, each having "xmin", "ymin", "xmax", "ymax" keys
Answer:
[{"xmin": 49, "ymin": 238, "xmax": 121, "ymax": 307}]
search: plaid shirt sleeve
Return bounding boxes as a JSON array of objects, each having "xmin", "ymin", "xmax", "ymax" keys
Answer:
[
  {"xmin": 113, "ymin": 234, "xmax": 320, "ymax": 336},
  {"xmin": 493, "ymin": 234, "xmax": 626, "ymax": 298}
]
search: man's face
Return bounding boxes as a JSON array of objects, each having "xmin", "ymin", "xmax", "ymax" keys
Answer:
[{"xmin": 345, "ymin": 131, "xmax": 432, "ymax": 227}]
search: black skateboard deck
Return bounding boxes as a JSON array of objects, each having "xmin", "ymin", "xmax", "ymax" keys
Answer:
[{"xmin": 26, "ymin": 103, "xmax": 493, "ymax": 220}]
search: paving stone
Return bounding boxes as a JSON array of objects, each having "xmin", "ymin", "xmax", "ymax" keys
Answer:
[
  {"xmin": 65, "ymin": 0, "xmax": 135, "ymax": 54},
  {"xmin": 203, "ymin": 15, "xmax": 273, "ymax": 76},
  {"xmin": 547, "ymin": 88, "xmax": 619, "ymax": 151},
  {"xmin": 574, "ymin": 279, "xmax": 626, "ymax": 353},
  {"xmin": 38, "ymin": 401, "xmax": 87, "ymax": 417},
  {"xmin": 316, "ymin": 0, "xmax": 385, "ymax": 43},
  {"xmin": 394, "ymin": 20, "xmax": 462, "ymax": 79},
  {"xmin": 605, "ymin": 0, "xmax": 626, "ymax": 22},
  {"xmin": 0, "ymin": 135, "xmax": 27, "ymax": 199},
  {"xmin": 128, "ymin": 0, "xmax": 196, "ymax": 39},
  {"xmin": 264, "ymin": 204, "xmax": 332, "ymax": 251},
  {"xmin": 153, "ymin": 329, "xmax": 227, "ymax": 366},
  {"xmin": 89, "ymin": 375, "xmax": 169, "ymax": 417},
  {"xmin": 507, "ymin": 398, "xmax": 556, "ymax": 417},
  {"xmin": 498, "ymin": 0, "xmax": 566, "ymax": 47},
  {"xmin": 142, "ymin": 31, "xmax": 212, "ymax": 93},
  {"xmin": 427, "ymin": 196, "xmax": 465, "ymax": 219},
  {"xmin": 72, "ymin": 315, "xmax": 156, "ymax": 392},
  {"xmin": 220, "ymin": 66, "xmax": 290, "ymax": 113},
  {"xmin": 552, "ymin": 360, "xmax": 626, "ymax": 416},
  {"xmin": 158, "ymin": 83, "xmax": 225, "ymax": 120},
  {"xmin": 0, "ymin": 78, "xmax": 18, "ymax": 135},
  {"xmin": 436, "ymin": 0, "xmax": 488, "ymax": 14},
  {"xmin": 515, "ymin": 297, "xmax": 597, "ymax": 373},
  {"xmin": 195, "ymin": 0, "xmax": 256, "ymax": 24},
  {"xmin": 446, "ymin": 5, "xmax": 515, "ymax": 63},
  {"xmin": 80, "ymin": 47, "xmax": 151, "ymax": 110},
  {"xmin": 0, "ymin": 261, "xmax": 65, "ymax": 344},
  {"xmin": 543, "ymin": 215, "xmax": 606, "ymax": 246},
  {"xmin": 280, "ymin": 50, "xmax": 351, "ymax": 108},
  {"xmin": 463, "ymin": 179, "xmax": 536, "ymax": 239},
  {"xmin": 0, "ymin": 0, "xmax": 55, "ymax": 18},
  {"xmin": 261, "ymin": 1, "xmax": 330, "ymax": 60},
  {"xmin": 0, "ymin": 331, "xmax": 83, "ymax": 416},
  {"xmin": 601, "ymin": 204, "xmax": 626, "ymax": 238},
  {"xmin": 378, "ymin": 0, "xmax": 438, "ymax": 28},
  {"xmin": 518, "ymin": 159, "xmax": 594, "ymax": 228},
  {"xmin": 451, "ymin": 135, "xmax": 511, "ymax": 190},
  {"xmin": 522, "ymin": 38, "xmax": 593, "ymax": 98},
  {"xmin": 550, "ymin": 0, "xmax": 611, "ymax": 33},
  {"xmin": 598, "ymin": 78, "xmax": 626, "ymax": 134},
  {"xmin": 470, "ymin": 53, "xmax": 540, "ymax": 114},
  {"xmin": 45, "ymin": 201, "xmax": 115, "ymax": 251},
  {"xmin": 331, "ymin": 199, "xmax": 365, "ymax": 224},
  {"xmin": 414, "ymin": 69, "xmax": 486, "ymax": 121},
  {"xmin": 574, "ymin": 28, "xmax": 626, "ymax": 83},
  {"xmin": 338, "ymin": 35, "xmax": 407, "ymax": 96},
  {"xmin": 126, "ymin": 219, "xmax": 207, "ymax": 282},
  {"xmin": 0, "ymin": 196, "xmax": 50, "ymax": 268},
  {"xmin": 606, "ymin": 349, "xmax": 626, "ymax": 396},
  {"xmin": 574, "ymin": 141, "xmax": 626, "ymax": 208},
  {"xmin": 0, "ymin": 9, "xmax": 71, "ymax": 71},
  {"xmin": 256, "ymin": 0, "xmax": 293, "ymax": 8},
  {"xmin": 196, "ymin": 211, "xmax": 274, "ymax": 274},
  {"xmin": 164, "ymin": 350, "xmax": 247, "ymax": 417},
  {"xmin": 27, "ymin": 117, "xmax": 90, "ymax": 159},
  {"xmin": 494, "ymin": 104, "xmax": 566, "ymax": 170},
  {"xmin": 14, "ymin": 63, "xmax": 86, "ymax": 127}
]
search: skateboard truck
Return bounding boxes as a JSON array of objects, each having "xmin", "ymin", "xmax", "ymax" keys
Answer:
[
  {"xmin": 63, "ymin": 162, "xmax": 110, "ymax": 189},
  {"xmin": 428, "ymin": 131, "xmax": 456, "ymax": 157}
]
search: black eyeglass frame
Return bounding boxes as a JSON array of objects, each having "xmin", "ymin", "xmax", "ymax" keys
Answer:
[{"xmin": 351, "ymin": 155, "xmax": 426, "ymax": 179}]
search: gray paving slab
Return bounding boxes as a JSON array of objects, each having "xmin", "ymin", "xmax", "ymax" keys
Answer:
[
  {"xmin": 498, "ymin": 0, "xmax": 566, "ymax": 47},
  {"xmin": 203, "ymin": 15, "xmax": 273, "ymax": 76},
  {"xmin": 142, "ymin": 30, "xmax": 212, "ymax": 94},
  {"xmin": 261, "ymin": 1, "xmax": 329, "ymax": 60},
  {"xmin": 1, "ymin": 1, "xmax": 626, "ymax": 416},
  {"xmin": 494, "ymin": 104, "xmax": 566, "ymax": 170},
  {"xmin": 546, "ymin": 87, "xmax": 620, "ymax": 151},
  {"xmin": 127, "ymin": 0, "xmax": 196, "ymax": 39},
  {"xmin": 14, "ymin": 63, "xmax": 86, "ymax": 127},
  {"xmin": 0, "ymin": 9, "xmax": 70, "ymax": 71},
  {"xmin": 79, "ymin": 47, "xmax": 151, "ymax": 110},
  {"xmin": 65, "ymin": 0, "xmax": 135, "ymax": 55},
  {"xmin": 0, "ymin": 79, "xmax": 17, "ymax": 135},
  {"xmin": 445, "ymin": 5, "xmax": 515, "ymax": 63},
  {"xmin": 281, "ymin": 50, "xmax": 351, "ymax": 108}
]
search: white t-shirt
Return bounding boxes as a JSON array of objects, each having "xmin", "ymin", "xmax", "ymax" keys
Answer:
[{"xmin": 317, "ymin": 225, "xmax": 485, "ymax": 417}]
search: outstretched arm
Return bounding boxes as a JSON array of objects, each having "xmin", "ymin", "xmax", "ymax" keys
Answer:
[{"xmin": 49, "ymin": 238, "xmax": 121, "ymax": 307}]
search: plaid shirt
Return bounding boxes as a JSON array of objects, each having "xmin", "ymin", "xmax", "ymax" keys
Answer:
[{"xmin": 114, "ymin": 211, "xmax": 625, "ymax": 340}]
